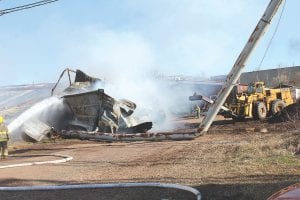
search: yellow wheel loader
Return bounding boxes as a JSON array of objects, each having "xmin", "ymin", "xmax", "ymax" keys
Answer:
[
  {"xmin": 190, "ymin": 82, "xmax": 297, "ymax": 121},
  {"xmin": 224, "ymin": 82, "xmax": 295, "ymax": 120}
]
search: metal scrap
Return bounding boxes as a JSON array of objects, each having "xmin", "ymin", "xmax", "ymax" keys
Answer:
[
  {"xmin": 60, "ymin": 128, "xmax": 196, "ymax": 142},
  {"xmin": 269, "ymin": 101, "xmax": 300, "ymax": 123}
]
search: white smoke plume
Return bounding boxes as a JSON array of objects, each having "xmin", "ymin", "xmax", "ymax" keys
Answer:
[{"xmin": 63, "ymin": 30, "xmax": 195, "ymax": 131}]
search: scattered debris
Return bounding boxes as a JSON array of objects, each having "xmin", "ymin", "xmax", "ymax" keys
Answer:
[
  {"xmin": 21, "ymin": 119, "xmax": 52, "ymax": 142},
  {"xmin": 269, "ymin": 101, "xmax": 300, "ymax": 123},
  {"xmin": 60, "ymin": 128, "xmax": 196, "ymax": 142},
  {"xmin": 19, "ymin": 69, "xmax": 153, "ymax": 142}
]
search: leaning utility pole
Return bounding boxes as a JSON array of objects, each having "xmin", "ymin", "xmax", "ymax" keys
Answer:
[{"xmin": 198, "ymin": 0, "xmax": 284, "ymax": 135}]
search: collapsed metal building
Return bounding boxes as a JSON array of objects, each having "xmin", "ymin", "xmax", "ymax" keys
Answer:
[{"xmin": 19, "ymin": 69, "xmax": 198, "ymax": 142}]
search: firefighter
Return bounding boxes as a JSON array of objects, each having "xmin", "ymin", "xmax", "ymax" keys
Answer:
[
  {"xmin": 194, "ymin": 105, "xmax": 201, "ymax": 119},
  {"xmin": 0, "ymin": 116, "xmax": 9, "ymax": 159}
]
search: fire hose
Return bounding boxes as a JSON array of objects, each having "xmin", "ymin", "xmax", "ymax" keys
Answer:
[{"xmin": 0, "ymin": 182, "xmax": 201, "ymax": 200}]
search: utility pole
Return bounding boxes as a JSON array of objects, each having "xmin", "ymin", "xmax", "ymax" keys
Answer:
[{"xmin": 198, "ymin": 0, "xmax": 284, "ymax": 135}]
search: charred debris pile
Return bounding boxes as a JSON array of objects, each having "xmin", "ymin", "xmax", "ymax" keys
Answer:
[
  {"xmin": 16, "ymin": 69, "xmax": 197, "ymax": 143},
  {"xmin": 269, "ymin": 100, "xmax": 300, "ymax": 123},
  {"xmin": 52, "ymin": 69, "xmax": 153, "ymax": 135}
]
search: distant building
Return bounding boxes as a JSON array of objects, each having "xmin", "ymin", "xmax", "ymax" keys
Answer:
[
  {"xmin": 240, "ymin": 66, "xmax": 300, "ymax": 87},
  {"xmin": 210, "ymin": 66, "xmax": 300, "ymax": 88}
]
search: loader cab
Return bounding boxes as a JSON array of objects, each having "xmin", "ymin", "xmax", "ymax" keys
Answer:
[
  {"xmin": 247, "ymin": 83, "xmax": 255, "ymax": 94},
  {"xmin": 254, "ymin": 82, "xmax": 265, "ymax": 93},
  {"xmin": 247, "ymin": 82, "xmax": 265, "ymax": 94}
]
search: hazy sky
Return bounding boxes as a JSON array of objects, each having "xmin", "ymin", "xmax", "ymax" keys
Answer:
[{"xmin": 0, "ymin": 0, "xmax": 299, "ymax": 86}]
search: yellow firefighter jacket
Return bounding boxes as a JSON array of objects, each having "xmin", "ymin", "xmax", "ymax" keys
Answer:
[{"xmin": 0, "ymin": 124, "xmax": 9, "ymax": 142}]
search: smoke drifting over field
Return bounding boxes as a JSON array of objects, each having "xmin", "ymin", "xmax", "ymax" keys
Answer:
[
  {"xmin": 71, "ymin": 31, "xmax": 194, "ymax": 131},
  {"xmin": 102, "ymin": 78, "xmax": 194, "ymax": 131},
  {"xmin": 6, "ymin": 29, "xmax": 217, "ymax": 138}
]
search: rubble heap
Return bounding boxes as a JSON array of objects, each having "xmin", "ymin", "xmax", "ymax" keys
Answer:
[{"xmin": 269, "ymin": 100, "xmax": 300, "ymax": 123}]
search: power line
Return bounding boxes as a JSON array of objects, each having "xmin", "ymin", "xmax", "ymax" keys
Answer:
[
  {"xmin": 0, "ymin": 0, "xmax": 59, "ymax": 16},
  {"xmin": 257, "ymin": 0, "xmax": 286, "ymax": 68}
]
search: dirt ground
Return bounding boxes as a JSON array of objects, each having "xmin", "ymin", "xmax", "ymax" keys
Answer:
[{"xmin": 1, "ymin": 116, "xmax": 300, "ymax": 200}]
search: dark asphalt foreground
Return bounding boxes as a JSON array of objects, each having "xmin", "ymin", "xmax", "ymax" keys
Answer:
[{"xmin": 0, "ymin": 187, "xmax": 198, "ymax": 200}]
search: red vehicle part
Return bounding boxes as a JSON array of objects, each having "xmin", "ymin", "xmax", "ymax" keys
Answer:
[{"xmin": 267, "ymin": 183, "xmax": 300, "ymax": 200}]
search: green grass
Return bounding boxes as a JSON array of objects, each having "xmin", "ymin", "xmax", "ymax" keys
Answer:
[{"xmin": 260, "ymin": 155, "xmax": 300, "ymax": 166}]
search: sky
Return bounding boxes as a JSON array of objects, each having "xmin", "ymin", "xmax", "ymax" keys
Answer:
[{"xmin": 0, "ymin": 0, "xmax": 300, "ymax": 86}]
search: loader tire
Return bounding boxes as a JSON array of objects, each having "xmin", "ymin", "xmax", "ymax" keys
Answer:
[
  {"xmin": 253, "ymin": 102, "xmax": 267, "ymax": 120},
  {"xmin": 271, "ymin": 99, "xmax": 286, "ymax": 115}
]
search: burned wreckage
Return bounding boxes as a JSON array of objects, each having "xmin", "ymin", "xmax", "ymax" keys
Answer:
[
  {"xmin": 55, "ymin": 69, "xmax": 152, "ymax": 134},
  {"xmin": 21, "ymin": 69, "xmax": 196, "ymax": 142}
]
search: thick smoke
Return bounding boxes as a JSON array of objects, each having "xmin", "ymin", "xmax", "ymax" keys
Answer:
[
  {"xmin": 73, "ymin": 31, "xmax": 195, "ymax": 131},
  {"xmin": 100, "ymin": 78, "xmax": 194, "ymax": 131}
]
